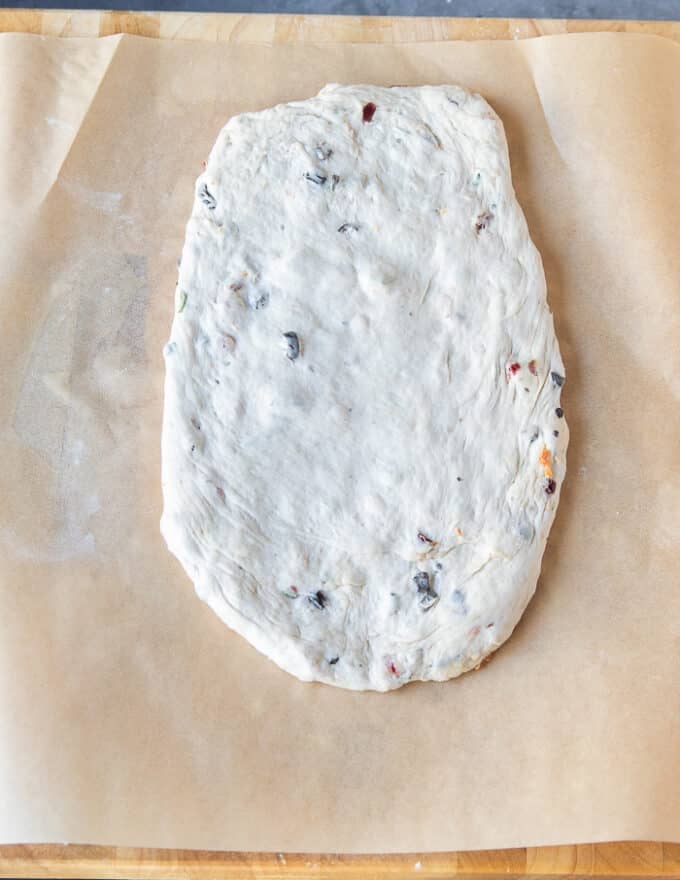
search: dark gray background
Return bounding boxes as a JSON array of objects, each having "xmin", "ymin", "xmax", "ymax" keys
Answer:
[{"xmin": 0, "ymin": 0, "xmax": 678, "ymax": 17}]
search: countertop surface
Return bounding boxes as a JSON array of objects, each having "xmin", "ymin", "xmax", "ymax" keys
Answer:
[{"xmin": 0, "ymin": 0, "xmax": 679, "ymax": 19}]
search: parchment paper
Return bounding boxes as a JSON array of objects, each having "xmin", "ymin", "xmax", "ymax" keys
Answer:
[{"xmin": 1, "ymin": 30, "xmax": 679, "ymax": 853}]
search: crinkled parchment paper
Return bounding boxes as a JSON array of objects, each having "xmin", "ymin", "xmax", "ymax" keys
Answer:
[{"xmin": 0, "ymin": 31, "xmax": 679, "ymax": 852}]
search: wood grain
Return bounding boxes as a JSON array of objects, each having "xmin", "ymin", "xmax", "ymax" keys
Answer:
[
  {"xmin": 0, "ymin": 841, "xmax": 679, "ymax": 878},
  {"xmin": 0, "ymin": 841, "xmax": 680, "ymax": 878},
  {"xmin": 0, "ymin": 9, "xmax": 678, "ymax": 878},
  {"xmin": 0, "ymin": 10, "xmax": 678, "ymax": 42}
]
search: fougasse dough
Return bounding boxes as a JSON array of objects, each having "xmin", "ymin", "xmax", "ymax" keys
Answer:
[{"xmin": 161, "ymin": 84, "xmax": 568, "ymax": 692}]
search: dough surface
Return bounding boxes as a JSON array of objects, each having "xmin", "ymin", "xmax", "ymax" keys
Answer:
[{"xmin": 161, "ymin": 84, "xmax": 568, "ymax": 691}]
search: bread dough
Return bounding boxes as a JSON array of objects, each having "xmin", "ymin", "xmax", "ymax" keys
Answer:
[{"xmin": 161, "ymin": 84, "xmax": 568, "ymax": 691}]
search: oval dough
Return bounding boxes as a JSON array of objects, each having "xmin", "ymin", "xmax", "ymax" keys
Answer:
[{"xmin": 161, "ymin": 84, "xmax": 568, "ymax": 691}]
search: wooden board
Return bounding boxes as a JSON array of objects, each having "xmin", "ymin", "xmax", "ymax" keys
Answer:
[
  {"xmin": 0, "ymin": 9, "xmax": 678, "ymax": 42},
  {"xmin": 0, "ymin": 841, "xmax": 680, "ymax": 878},
  {"xmin": 0, "ymin": 10, "xmax": 678, "ymax": 879}
]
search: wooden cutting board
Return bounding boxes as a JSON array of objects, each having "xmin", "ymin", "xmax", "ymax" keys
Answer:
[
  {"xmin": 0, "ymin": 10, "xmax": 678, "ymax": 879},
  {"xmin": 0, "ymin": 9, "xmax": 679, "ymax": 42},
  {"xmin": 0, "ymin": 840, "xmax": 679, "ymax": 878}
]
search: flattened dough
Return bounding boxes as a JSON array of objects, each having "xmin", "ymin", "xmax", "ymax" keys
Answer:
[{"xmin": 161, "ymin": 84, "xmax": 568, "ymax": 691}]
